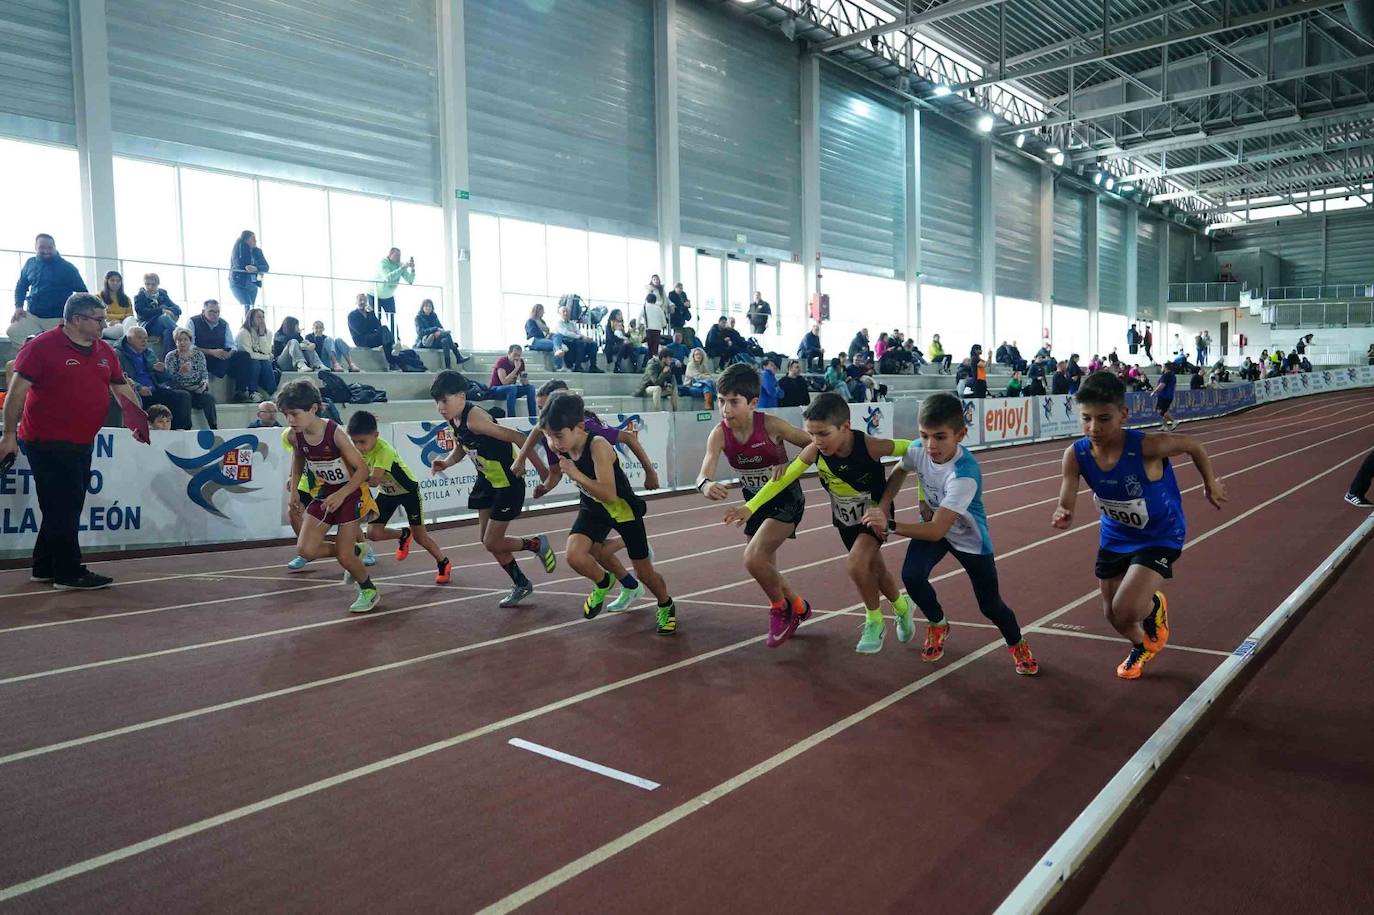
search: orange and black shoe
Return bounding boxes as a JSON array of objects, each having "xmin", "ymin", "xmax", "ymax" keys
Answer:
[
  {"xmin": 434, "ymin": 557, "xmax": 452, "ymax": 584},
  {"xmin": 396, "ymin": 528, "xmax": 413, "ymax": 562},
  {"xmin": 1009, "ymin": 639, "xmax": 1039, "ymax": 676},
  {"xmin": 1140, "ymin": 591, "xmax": 1170, "ymax": 653},
  {"xmin": 1117, "ymin": 644, "xmax": 1157, "ymax": 680},
  {"xmin": 786, "ymin": 595, "xmax": 813, "ymax": 638},
  {"xmin": 921, "ymin": 621, "xmax": 950, "ymax": 662}
]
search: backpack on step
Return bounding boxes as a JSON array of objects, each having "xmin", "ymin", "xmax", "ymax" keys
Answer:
[
  {"xmin": 394, "ymin": 348, "xmax": 427, "ymax": 373},
  {"xmin": 317, "ymin": 370, "xmax": 352, "ymax": 405},
  {"xmin": 347, "ymin": 382, "xmax": 387, "ymax": 404}
]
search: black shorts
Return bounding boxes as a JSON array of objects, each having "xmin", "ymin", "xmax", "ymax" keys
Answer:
[
  {"xmin": 570, "ymin": 510, "xmax": 651, "ymax": 561},
  {"xmin": 1095, "ymin": 546, "xmax": 1182, "ymax": 581},
  {"xmin": 1156, "ymin": 397, "xmax": 1173, "ymax": 414},
  {"xmin": 296, "ymin": 489, "xmax": 313, "ymax": 507},
  {"xmin": 376, "ymin": 491, "xmax": 424, "ymax": 527},
  {"xmin": 838, "ymin": 517, "xmax": 892, "ymax": 552},
  {"xmin": 744, "ymin": 482, "xmax": 806, "ymax": 539},
  {"xmin": 469, "ymin": 477, "xmax": 524, "ymax": 522}
]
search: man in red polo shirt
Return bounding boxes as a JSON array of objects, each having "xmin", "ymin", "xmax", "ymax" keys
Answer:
[{"xmin": 0, "ymin": 293, "xmax": 146, "ymax": 590}]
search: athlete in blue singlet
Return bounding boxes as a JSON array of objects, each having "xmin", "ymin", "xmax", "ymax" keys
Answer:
[{"xmin": 1053, "ymin": 371, "xmax": 1228, "ymax": 680}]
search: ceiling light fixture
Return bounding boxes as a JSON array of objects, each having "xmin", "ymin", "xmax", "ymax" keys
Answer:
[
  {"xmin": 1045, "ymin": 145, "xmax": 1061, "ymax": 154},
  {"xmin": 1104, "ymin": 176, "xmax": 1115, "ymax": 191},
  {"xmin": 1093, "ymin": 172, "xmax": 1104, "ymax": 185},
  {"xmin": 933, "ymin": 84, "xmax": 952, "ymax": 97},
  {"xmin": 1014, "ymin": 132, "xmax": 1026, "ymax": 148},
  {"xmin": 976, "ymin": 114, "xmax": 994, "ymax": 133},
  {"xmin": 1052, "ymin": 151, "xmax": 1066, "ymax": 167}
]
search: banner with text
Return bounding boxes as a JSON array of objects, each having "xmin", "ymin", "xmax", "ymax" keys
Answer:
[{"xmin": 977, "ymin": 398, "xmax": 1037, "ymax": 446}]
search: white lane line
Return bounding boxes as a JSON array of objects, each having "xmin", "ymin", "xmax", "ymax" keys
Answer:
[
  {"xmin": 508, "ymin": 738, "xmax": 660, "ymax": 791},
  {"xmin": 0, "ymin": 436, "xmax": 1362, "ymax": 903},
  {"xmin": 473, "ymin": 442, "xmax": 1374, "ymax": 913},
  {"xmin": 1025, "ymin": 626, "xmax": 1232, "ymax": 657}
]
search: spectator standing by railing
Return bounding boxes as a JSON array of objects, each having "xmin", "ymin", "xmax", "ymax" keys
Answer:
[
  {"xmin": 307, "ymin": 319, "xmax": 362, "ymax": 373},
  {"xmin": 96, "ymin": 270, "xmax": 132, "ymax": 341},
  {"xmin": 229, "ymin": 230, "xmax": 269, "ymax": 313},
  {"xmin": 164, "ymin": 327, "xmax": 218, "ymax": 429},
  {"xmin": 1127, "ymin": 323, "xmax": 1139, "ymax": 356},
  {"xmin": 668, "ymin": 282, "xmax": 691, "ymax": 331},
  {"xmin": 641, "ymin": 293, "xmax": 667, "ymax": 357},
  {"xmin": 133, "ymin": 273, "xmax": 182, "ymax": 354},
  {"xmin": 375, "ymin": 247, "xmax": 415, "ymax": 336},
  {"xmin": 1, "ymin": 293, "xmax": 145, "ymax": 590},
  {"xmin": 235, "ymin": 308, "xmax": 279, "ymax": 402},
  {"xmin": 490, "ymin": 344, "xmax": 537, "ymax": 417},
  {"xmin": 747, "ymin": 291, "xmax": 771, "ymax": 335},
  {"xmin": 347, "ymin": 293, "xmax": 400, "ymax": 371},
  {"xmin": 8, "ymin": 233, "xmax": 87, "ymax": 345},
  {"xmin": 647, "ymin": 274, "xmax": 666, "ymax": 305}
]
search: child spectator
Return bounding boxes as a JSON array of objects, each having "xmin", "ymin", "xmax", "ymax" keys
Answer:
[{"xmin": 146, "ymin": 403, "xmax": 173, "ymax": 431}]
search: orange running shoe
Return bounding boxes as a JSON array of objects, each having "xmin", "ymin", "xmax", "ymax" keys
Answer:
[
  {"xmin": 1116, "ymin": 644, "xmax": 1156, "ymax": 680},
  {"xmin": 1141, "ymin": 591, "xmax": 1170, "ymax": 653},
  {"xmin": 435, "ymin": 557, "xmax": 452, "ymax": 584},
  {"xmin": 396, "ymin": 527, "xmax": 413, "ymax": 561},
  {"xmin": 921, "ymin": 621, "xmax": 950, "ymax": 662},
  {"xmin": 1009, "ymin": 640, "xmax": 1039, "ymax": 676}
]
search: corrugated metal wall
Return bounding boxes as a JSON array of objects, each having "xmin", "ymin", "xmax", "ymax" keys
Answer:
[
  {"xmin": 106, "ymin": 0, "xmax": 440, "ymax": 203},
  {"xmin": 818, "ymin": 66, "xmax": 905, "ymax": 278},
  {"xmin": 920, "ymin": 117, "xmax": 980, "ymax": 291},
  {"xmin": 1098, "ymin": 201, "xmax": 1126, "ymax": 314},
  {"xmin": 0, "ymin": 0, "xmax": 75, "ymax": 145},
  {"xmin": 1053, "ymin": 188, "xmax": 1088, "ymax": 307},
  {"xmin": 467, "ymin": 0, "xmax": 657, "ymax": 237},
  {"xmin": 677, "ymin": 1, "xmax": 801, "ymax": 259},
  {"xmin": 1212, "ymin": 217, "xmax": 1324, "ymax": 287},
  {"xmin": 1317, "ymin": 211, "xmax": 1374, "ymax": 285},
  {"xmin": 993, "ymin": 152, "xmax": 1038, "ymax": 302},
  {"xmin": 1137, "ymin": 217, "xmax": 1161, "ymax": 311},
  {"xmin": 1168, "ymin": 224, "xmax": 1192, "ymax": 283}
]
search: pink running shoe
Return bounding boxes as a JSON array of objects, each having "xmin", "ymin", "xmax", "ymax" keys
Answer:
[
  {"xmin": 785, "ymin": 596, "xmax": 812, "ymax": 639},
  {"xmin": 767, "ymin": 603, "xmax": 792, "ymax": 648}
]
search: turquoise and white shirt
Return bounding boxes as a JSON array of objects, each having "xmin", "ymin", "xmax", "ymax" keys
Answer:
[{"xmin": 900, "ymin": 443, "xmax": 994, "ymax": 555}]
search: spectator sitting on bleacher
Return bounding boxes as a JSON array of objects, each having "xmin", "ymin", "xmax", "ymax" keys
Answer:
[
  {"xmin": 189, "ymin": 299, "xmax": 243, "ymax": 383},
  {"xmin": 824, "ymin": 356, "xmax": 846, "ymax": 393},
  {"xmin": 235, "ymin": 308, "xmax": 279, "ymax": 403},
  {"xmin": 778, "ymin": 359, "xmax": 810, "ymax": 407},
  {"xmin": 307, "ymin": 319, "xmax": 362, "ymax": 373},
  {"xmin": 133, "ymin": 273, "xmax": 181, "ymax": 355},
  {"xmin": 668, "ymin": 282, "xmax": 691, "ymax": 330},
  {"xmin": 1212, "ymin": 359, "xmax": 1231, "ymax": 384},
  {"xmin": 490, "ymin": 344, "xmax": 537, "ymax": 417},
  {"xmin": 415, "ymin": 298, "xmax": 468, "ymax": 368},
  {"xmin": 929, "ymin": 334, "xmax": 952, "ymax": 374},
  {"xmin": 705, "ymin": 316, "xmax": 744, "ymax": 369},
  {"xmin": 246, "ymin": 400, "xmax": 281, "ymax": 428},
  {"xmin": 604, "ymin": 309, "xmax": 635, "ymax": 373},
  {"xmin": 662, "ymin": 329, "xmax": 690, "ymax": 377},
  {"xmin": 347, "ymin": 292, "xmax": 400, "ymax": 371},
  {"xmin": 758, "ymin": 358, "xmax": 781, "ymax": 408},
  {"xmin": 118, "ymin": 326, "xmax": 191, "ymax": 429},
  {"xmin": 845, "ymin": 354, "xmax": 884, "ymax": 402},
  {"xmin": 524, "ymin": 303, "xmax": 566, "ymax": 368},
  {"xmin": 626, "ymin": 319, "xmax": 650, "ymax": 370},
  {"xmin": 848, "ymin": 328, "xmax": 871, "ymax": 360},
  {"xmin": 681, "ymin": 347, "xmax": 716, "ymax": 407},
  {"xmin": 8, "ymin": 233, "xmax": 87, "ymax": 345},
  {"xmin": 273, "ymin": 316, "xmax": 324, "ymax": 373},
  {"xmin": 797, "ymin": 322, "xmax": 824, "ymax": 371},
  {"xmin": 1023, "ymin": 371, "xmax": 1046, "ymax": 396},
  {"xmin": 1005, "ymin": 370, "xmax": 1024, "ymax": 397},
  {"xmin": 96, "ymin": 270, "xmax": 131, "ymax": 341},
  {"xmin": 163, "ymin": 327, "xmax": 218, "ymax": 429},
  {"xmin": 1190, "ymin": 366, "xmax": 1206, "ymax": 390},
  {"xmin": 636, "ymin": 352, "xmax": 680, "ymax": 411},
  {"xmin": 554, "ymin": 303, "xmax": 601, "ymax": 372},
  {"xmin": 1300, "ymin": 355, "xmax": 1313, "ymax": 373},
  {"xmin": 1050, "ymin": 360, "xmax": 1071, "ymax": 395}
]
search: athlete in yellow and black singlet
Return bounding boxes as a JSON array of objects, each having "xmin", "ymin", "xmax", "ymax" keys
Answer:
[
  {"xmin": 815, "ymin": 429, "xmax": 897, "ymax": 550},
  {"xmin": 449, "ymin": 401, "xmax": 525, "ymax": 521},
  {"xmin": 566, "ymin": 435, "xmax": 651, "ymax": 559}
]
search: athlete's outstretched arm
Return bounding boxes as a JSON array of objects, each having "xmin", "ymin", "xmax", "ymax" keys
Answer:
[
  {"xmin": 696, "ymin": 424, "xmax": 729, "ymax": 500},
  {"xmin": 1051, "ymin": 444, "xmax": 1080, "ymax": 529},
  {"xmin": 724, "ymin": 443, "xmax": 818, "ymax": 525},
  {"xmin": 767, "ymin": 413, "xmax": 812, "ymax": 450},
  {"xmin": 1145, "ymin": 432, "xmax": 1228, "ymax": 509}
]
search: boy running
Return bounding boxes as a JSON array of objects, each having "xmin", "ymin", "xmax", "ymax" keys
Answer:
[
  {"xmin": 278, "ymin": 379, "xmax": 381, "ymax": 613},
  {"xmin": 1054, "ymin": 371, "xmax": 1227, "ymax": 680},
  {"xmin": 429, "ymin": 370, "xmax": 556, "ymax": 607},
  {"xmin": 511, "ymin": 378, "xmax": 661, "ymax": 611},
  {"xmin": 347, "ymin": 410, "xmax": 454, "ymax": 584},
  {"xmin": 698, "ymin": 363, "xmax": 813, "ymax": 646},
  {"xmin": 283, "ymin": 428, "xmax": 376, "ymax": 570},
  {"xmin": 726, "ymin": 392, "xmax": 915, "ymax": 654},
  {"xmin": 865, "ymin": 393, "xmax": 1038, "ymax": 674},
  {"xmin": 542, "ymin": 392, "xmax": 677, "ymax": 634},
  {"xmin": 1152, "ymin": 361, "xmax": 1178, "ymax": 431}
]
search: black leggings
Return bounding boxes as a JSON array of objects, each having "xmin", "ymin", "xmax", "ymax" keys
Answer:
[
  {"xmin": 1350, "ymin": 448, "xmax": 1374, "ymax": 498},
  {"xmin": 901, "ymin": 538, "xmax": 1023, "ymax": 646}
]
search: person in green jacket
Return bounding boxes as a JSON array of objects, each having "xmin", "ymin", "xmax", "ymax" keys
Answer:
[{"xmin": 374, "ymin": 247, "xmax": 415, "ymax": 335}]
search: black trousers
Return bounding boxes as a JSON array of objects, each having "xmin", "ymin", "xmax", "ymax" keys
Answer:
[
  {"xmin": 901, "ymin": 539, "xmax": 1023, "ymax": 646},
  {"xmin": 1350, "ymin": 448, "xmax": 1374, "ymax": 498},
  {"xmin": 24, "ymin": 440, "xmax": 94, "ymax": 582}
]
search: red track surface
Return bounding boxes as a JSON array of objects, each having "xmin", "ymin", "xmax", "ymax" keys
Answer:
[{"xmin": 0, "ymin": 391, "xmax": 1371, "ymax": 912}]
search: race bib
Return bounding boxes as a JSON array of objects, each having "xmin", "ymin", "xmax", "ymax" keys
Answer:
[
  {"xmin": 831, "ymin": 493, "xmax": 869, "ymax": 527},
  {"xmin": 1095, "ymin": 495, "xmax": 1149, "ymax": 529},
  {"xmin": 307, "ymin": 457, "xmax": 349, "ymax": 486},
  {"xmin": 738, "ymin": 468, "xmax": 774, "ymax": 493}
]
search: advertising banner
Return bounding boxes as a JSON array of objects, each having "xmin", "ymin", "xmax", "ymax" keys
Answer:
[
  {"xmin": 1036, "ymin": 394, "xmax": 1080, "ymax": 439},
  {"xmin": 958, "ymin": 398, "xmax": 984, "ymax": 446},
  {"xmin": 978, "ymin": 397, "xmax": 1036, "ymax": 446}
]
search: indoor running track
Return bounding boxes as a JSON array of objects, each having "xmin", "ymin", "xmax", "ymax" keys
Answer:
[{"xmin": 1, "ymin": 389, "xmax": 1371, "ymax": 913}]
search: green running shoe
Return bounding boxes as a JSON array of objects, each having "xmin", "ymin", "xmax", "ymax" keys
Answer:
[
  {"xmin": 856, "ymin": 618, "xmax": 885, "ymax": 654},
  {"xmin": 656, "ymin": 601, "xmax": 677, "ymax": 635},
  {"xmin": 584, "ymin": 579, "xmax": 612, "ymax": 619},
  {"xmin": 894, "ymin": 604, "xmax": 915, "ymax": 644},
  {"xmin": 606, "ymin": 584, "xmax": 644, "ymax": 612},
  {"xmin": 348, "ymin": 586, "xmax": 379, "ymax": 614}
]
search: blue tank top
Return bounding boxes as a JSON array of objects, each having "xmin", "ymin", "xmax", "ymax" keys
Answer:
[{"xmin": 1073, "ymin": 429, "xmax": 1186, "ymax": 552}]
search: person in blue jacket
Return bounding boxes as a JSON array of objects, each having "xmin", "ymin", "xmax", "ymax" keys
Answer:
[{"xmin": 9, "ymin": 233, "xmax": 87, "ymax": 345}]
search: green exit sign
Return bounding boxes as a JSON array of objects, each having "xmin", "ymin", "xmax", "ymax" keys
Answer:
[
  {"xmin": 455, "ymin": 189, "xmax": 470, "ymax": 200},
  {"xmin": 696, "ymin": 411, "xmax": 713, "ymax": 421}
]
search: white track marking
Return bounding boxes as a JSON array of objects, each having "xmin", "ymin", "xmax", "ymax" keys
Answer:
[{"xmin": 507, "ymin": 739, "xmax": 660, "ymax": 791}]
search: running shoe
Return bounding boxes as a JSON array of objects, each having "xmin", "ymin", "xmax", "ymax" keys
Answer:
[
  {"xmin": 534, "ymin": 534, "xmax": 557, "ymax": 573},
  {"xmin": 500, "ymin": 582, "xmax": 534, "ymax": 608},
  {"xmin": 435, "ymin": 557, "xmax": 452, "ymax": 584},
  {"xmin": 656, "ymin": 601, "xmax": 677, "ymax": 635},
  {"xmin": 286, "ymin": 555, "xmax": 308, "ymax": 572},
  {"xmin": 1141, "ymin": 591, "xmax": 1170, "ymax": 653},
  {"xmin": 921, "ymin": 621, "xmax": 950, "ymax": 662},
  {"xmin": 1116, "ymin": 644, "xmax": 1157, "ymax": 680},
  {"xmin": 30, "ymin": 565, "xmax": 54, "ymax": 583},
  {"xmin": 584, "ymin": 578, "xmax": 612, "ymax": 619},
  {"xmin": 1344, "ymin": 492, "xmax": 1374, "ymax": 508},
  {"xmin": 894, "ymin": 603, "xmax": 915, "ymax": 644},
  {"xmin": 396, "ymin": 528, "xmax": 413, "ymax": 561},
  {"xmin": 766, "ymin": 603, "xmax": 791, "ymax": 648},
  {"xmin": 52, "ymin": 570, "xmax": 113, "ymax": 591},
  {"xmin": 348, "ymin": 586, "xmax": 380, "ymax": 614},
  {"xmin": 606, "ymin": 584, "xmax": 644, "ymax": 612},
  {"xmin": 356, "ymin": 541, "xmax": 376, "ymax": 567},
  {"xmin": 1009, "ymin": 640, "xmax": 1039, "ymax": 676},
  {"xmin": 785, "ymin": 596, "xmax": 813, "ymax": 639},
  {"xmin": 855, "ymin": 618, "xmax": 885, "ymax": 654}
]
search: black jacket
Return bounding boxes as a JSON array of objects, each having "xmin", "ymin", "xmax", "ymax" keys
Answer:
[{"xmin": 134, "ymin": 289, "xmax": 181, "ymax": 324}]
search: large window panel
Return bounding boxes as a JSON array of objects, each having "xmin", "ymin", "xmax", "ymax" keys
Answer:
[
  {"xmin": 588, "ymin": 232, "xmax": 628, "ymax": 306},
  {"xmin": 547, "ymin": 226, "xmax": 590, "ymax": 302},
  {"xmin": 258, "ymin": 181, "xmax": 330, "ymax": 277},
  {"xmin": 113, "ymin": 157, "xmax": 181, "ymax": 264},
  {"xmin": 825, "ymin": 270, "xmax": 905, "ymax": 358},
  {"xmin": 390, "ymin": 201, "xmax": 445, "ymax": 290},
  {"xmin": 626, "ymin": 237, "xmax": 661, "ymax": 308},
  {"xmin": 695, "ymin": 253, "xmax": 723, "ymax": 324},
  {"xmin": 1052, "ymin": 304, "xmax": 1090, "ymax": 359},
  {"xmin": 0, "ymin": 138, "xmax": 85, "ymax": 261},
  {"xmin": 499, "ymin": 218, "xmax": 547, "ymax": 298},
  {"xmin": 179, "ymin": 167, "xmax": 256, "ymax": 270},
  {"xmin": 469, "ymin": 213, "xmax": 504, "ymax": 349},
  {"xmin": 328, "ymin": 191, "xmax": 391, "ymax": 286},
  {"xmin": 780, "ymin": 261, "xmax": 805, "ymax": 346},
  {"xmin": 995, "ymin": 297, "xmax": 1042, "ymax": 355},
  {"xmin": 1097, "ymin": 313, "xmax": 1128, "ymax": 359},
  {"xmin": 923, "ymin": 284, "xmax": 984, "ymax": 356}
]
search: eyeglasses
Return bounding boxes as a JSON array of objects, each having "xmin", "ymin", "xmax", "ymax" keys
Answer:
[{"xmin": 69, "ymin": 313, "xmax": 106, "ymax": 324}]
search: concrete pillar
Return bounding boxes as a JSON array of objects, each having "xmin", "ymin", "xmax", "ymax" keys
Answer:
[
  {"xmin": 979, "ymin": 138, "xmax": 996, "ymax": 348},
  {"xmin": 70, "ymin": 0, "xmax": 118, "ymax": 273},
  {"xmin": 1086, "ymin": 196, "xmax": 1100, "ymax": 356},
  {"xmin": 800, "ymin": 54, "xmax": 822, "ymax": 306},
  {"xmin": 654, "ymin": 0, "xmax": 681, "ymax": 284},
  {"xmin": 1037, "ymin": 167, "xmax": 1054, "ymax": 348},
  {"xmin": 1125, "ymin": 206, "xmax": 1139, "ymax": 330},
  {"xmin": 437, "ymin": 0, "xmax": 474, "ymax": 348},
  {"xmin": 905, "ymin": 105, "xmax": 922, "ymax": 343}
]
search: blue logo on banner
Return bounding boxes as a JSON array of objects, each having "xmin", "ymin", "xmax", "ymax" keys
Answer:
[
  {"xmin": 166, "ymin": 431, "xmax": 268, "ymax": 518},
  {"xmin": 863, "ymin": 406, "xmax": 883, "ymax": 435},
  {"xmin": 407, "ymin": 422, "xmax": 456, "ymax": 468},
  {"xmin": 961, "ymin": 400, "xmax": 976, "ymax": 426}
]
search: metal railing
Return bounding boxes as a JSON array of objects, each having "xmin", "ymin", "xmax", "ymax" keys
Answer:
[
  {"xmin": 3, "ymin": 248, "xmax": 447, "ymax": 344},
  {"xmin": 1166, "ymin": 282, "xmax": 1244, "ymax": 303},
  {"xmin": 1265, "ymin": 300, "xmax": 1374, "ymax": 329},
  {"xmin": 1264, "ymin": 284, "xmax": 1374, "ymax": 302}
]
